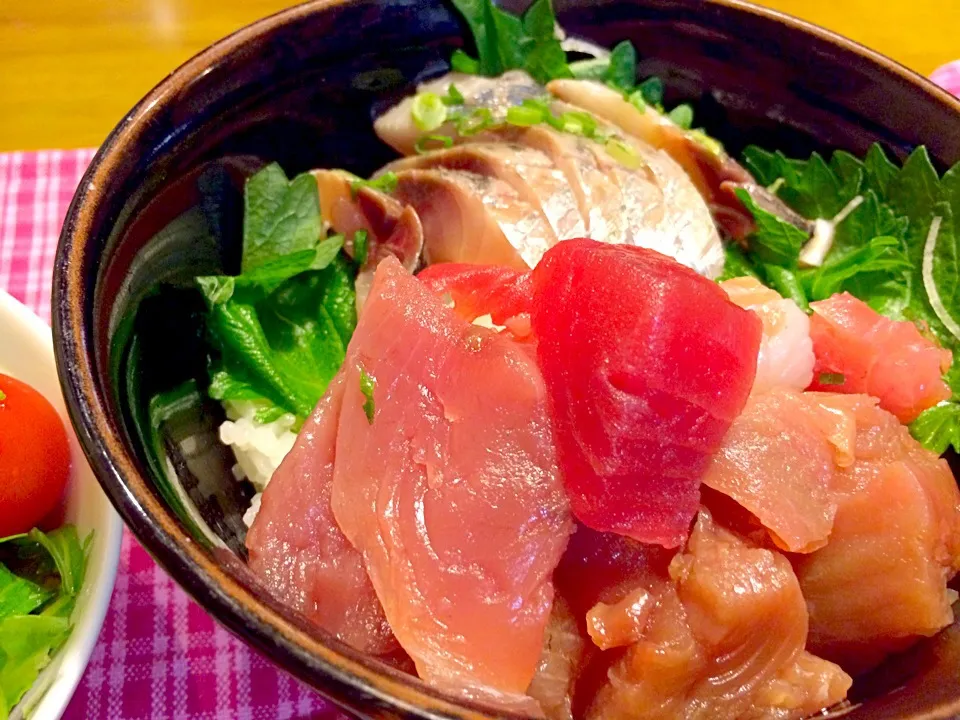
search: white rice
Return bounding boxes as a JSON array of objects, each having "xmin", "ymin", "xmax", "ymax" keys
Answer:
[{"xmin": 218, "ymin": 400, "xmax": 298, "ymax": 527}]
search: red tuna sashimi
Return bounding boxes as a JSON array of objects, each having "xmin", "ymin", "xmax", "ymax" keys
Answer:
[
  {"xmin": 531, "ymin": 239, "xmax": 761, "ymax": 547},
  {"xmin": 793, "ymin": 394, "xmax": 960, "ymax": 673},
  {"xmin": 808, "ymin": 292, "xmax": 952, "ymax": 422},
  {"xmin": 245, "ymin": 374, "xmax": 397, "ymax": 656},
  {"xmin": 588, "ymin": 511, "xmax": 851, "ymax": 720},
  {"xmin": 330, "ymin": 257, "xmax": 573, "ymax": 709}
]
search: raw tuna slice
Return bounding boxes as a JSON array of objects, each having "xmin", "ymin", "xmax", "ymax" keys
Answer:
[
  {"xmin": 330, "ymin": 257, "xmax": 573, "ymax": 709},
  {"xmin": 417, "ymin": 263, "xmax": 532, "ymax": 326},
  {"xmin": 793, "ymin": 394, "xmax": 960, "ymax": 673},
  {"xmin": 531, "ymin": 240, "xmax": 761, "ymax": 547},
  {"xmin": 245, "ymin": 374, "xmax": 397, "ymax": 656},
  {"xmin": 808, "ymin": 292, "xmax": 952, "ymax": 422},
  {"xmin": 588, "ymin": 511, "xmax": 851, "ymax": 720}
]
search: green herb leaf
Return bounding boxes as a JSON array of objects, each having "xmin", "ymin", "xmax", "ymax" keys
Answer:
[
  {"xmin": 910, "ymin": 402, "xmax": 960, "ymax": 454},
  {"xmin": 604, "ymin": 41, "xmax": 637, "ymax": 91},
  {"xmin": 733, "ymin": 187, "xmax": 808, "ymax": 266},
  {"xmin": 0, "ymin": 565, "xmax": 51, "ymax": 621},
  {"xmin": 761, "ymin": 264, "xmax": 809, "ymax": 311},
  {"xmin": 804, "ymin": 235, "xmax": 910, "ymax": 301},
  {"xmin": 569, "ymin": 57, "xmax": 609, "ymax": 82},
  {"xmin": 359, "ymin": 367, "xmax": 376, "ymax": 424},
  {"xmin": 717, "ymin": 244, "xmax": 761, "ymax": 282},
  {"xmin": 863, "ymin": 143, "xmax": 899, "ymax": 198},
  {"xmin": 442, "ymin": 84, "xmax": 465, "ymax": 106},
  {"xmin": 635, "ymin": 77, "xmax": 664, "ymax": 106},
  {"xmin": 242, "ymin": 164, "xmax": 321, "ymax": 273},
  {"xmin": 25, "ymin": 528, "xmax": 87, "ymax": 597},
  {"xmin": 448, "ymin": 0, "xmax": 571, "ymax": 83}
]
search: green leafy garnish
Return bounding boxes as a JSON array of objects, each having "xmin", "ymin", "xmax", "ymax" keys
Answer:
[
  {"xmin": 732, "ymin": 187, "xmax": 807, "ymax": 266},
  {"xmin": 442, "ymin": 84, "xmax": 465, "ymax": 106},
  {"xmin": 910, "ymin": 402, "xmax": 960, "ymax": 454},
  {"xmin": 197, "ymin": 163, "xmax": 357, "ymax": 422},
  {"xmin": 0, "ymin": 391, "xmax": 5, "ymax": 402},
  {"xmin": 603, "ymin": 41, "xmax": 637, "ymax": 92},
  {"xmin": 733, "ymin": 143, "xmax": 960, "ymax": 454},
  {"xmin": 0, "ymin": 526, "xmax": 91, "ymax": 714},
  {"xmin": 448, "ymin": 0, "xmax": 572, "ymax": 83},
  {"xmin": 359, "ymin": 367, "xmax": 376, "ymax": 424}
]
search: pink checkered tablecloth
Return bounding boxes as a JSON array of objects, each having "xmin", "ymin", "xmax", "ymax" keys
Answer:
[{"xmin": 0, "ymin": 150, "xmax": 345, "ymax": 719}]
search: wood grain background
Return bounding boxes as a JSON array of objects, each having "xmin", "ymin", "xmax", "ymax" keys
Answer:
[{"xmin": 1, "ymin": 0, "xmax": 957, "ymax": 151}]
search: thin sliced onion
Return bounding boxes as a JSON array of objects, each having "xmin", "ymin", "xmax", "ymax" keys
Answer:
[{"xmin": 922, "ymin": 216, "xmax": 960, "ymax": 341}]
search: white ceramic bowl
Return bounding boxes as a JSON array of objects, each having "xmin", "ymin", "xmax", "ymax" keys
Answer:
[{"xmin": 0, "ymin": 290, "xmax": 123, "ymax": 719}]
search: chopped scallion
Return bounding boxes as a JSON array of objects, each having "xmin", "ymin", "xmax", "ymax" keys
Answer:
[
  {"xmin": 667, "ymin": 103, "xmax": 694, "ymax": 130},
  {"xmin": 351, "ymin": 172, "xmax": 398, "ymax": 196},
  {"xmin": 414, "ymin": 134, "xmax": 455, "ymax": 153},
  {"xmin": 411, "ymin": 92, "xmax": 448, "ymax": 132},
  {"xmin": 359, "ymin": 367, "xmax": 376, "ymax": 424},
  {"xmin": 442, "ymin": 84, "xmax": 465, "ymax": 106},
  {"xmin": 506, "ymin": 105, "xmax": 545, "ymax": 127},
  {"xmin": 605, "ymin": 138, "xmax": 642, "ymax": 170},
  {"xmin": 353, "ymin": 230, "xmax": 369, "ymax": 266},
  {"xmin": 0, "ymin": 390, "xmax": 5, "ymax": 401},
  {"xmin": 456, "ymin": 107, "xmax": 495, "ymax": 137},
  {"xmin": 818, "ymin": 372, "xmax": 845, "ymax": 386}
]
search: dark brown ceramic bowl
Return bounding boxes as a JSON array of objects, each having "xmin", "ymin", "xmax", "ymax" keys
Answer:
[{"xmin": 53, "ymin": 1, "xmax": 960, "ymax": 718}]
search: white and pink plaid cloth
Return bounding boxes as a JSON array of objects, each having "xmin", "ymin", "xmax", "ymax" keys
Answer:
[
  {"xmin": 1, "ymin": 66, "xmax": 957, "ymax": 719},
  {"xmin": 0, "ymin": 150, "xmax": 342, "ymax": 720}
]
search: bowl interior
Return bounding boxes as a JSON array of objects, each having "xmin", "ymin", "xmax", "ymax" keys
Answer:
[
  {"xmin": 0, "ymin": 291, "xmax": 123, "ymax": 720},
  {"xmin": 54, "ymin": 0, "xmax": 960, "ymax": 718}
]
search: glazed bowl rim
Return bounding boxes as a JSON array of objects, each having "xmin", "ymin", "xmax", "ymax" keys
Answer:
[{"xmin": 52, "ymin": 0, "xmax": 960, "ymax": 717}]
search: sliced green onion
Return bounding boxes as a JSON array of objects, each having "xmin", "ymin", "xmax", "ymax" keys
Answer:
[
  {"xmin": 506, "ymin": 105, "xmax": 545, "ymax": 127},
  {"xmin": 605, "ymin": 138, "xmax": 642, "ymax": 170},
  {"xmin": 442, "ymin": 84, "xmax": 465, "ymax": 106},
  {"xmin": 637, "ymin": 77, "xmax": 664, "ymax": 106},
  {"xmin": 689, "ymin": 129, "xmax": 724, "ymax": 156},
  {"xmin": 359, "ymin": 367, "xmax": 376, "ymax": 424},
  {"xmin": 351, "ymin": 171, "xmax": 398, "ymax": 196},
  {"xmin": 411, "ymin": 92, "xmax": 448, "ymax": 132},
  {"xmin": 450, "ymin": 49, "xmax": 480, "ymax": 75},
  {"xmin": 667, "ymin": 103, "xmax": 694, "ymax": 130},
  {"xmin": 0, "ymin": 390, "xmax": 5, "ymax": 401},
  {"xmin": 561, "ymin": 111, "xmax": 598, "ymax": 138},
  {"xmin": 627, "ymin": 89, "xmax": 647, "ymax": 111},
  {"xmin": 456, "ymin": 107, "xmax": 495, "ymax": 137},
  {"xmin": 353, "ymin": 229, "xmax": 369, "ymax": 266},
  {"xmin": 818, "ymin": 372, "xmax": 845, "ymax": 386},
  {"xmin": 414, "ymin": 134, "xmax": 455, "ymax": 153}
]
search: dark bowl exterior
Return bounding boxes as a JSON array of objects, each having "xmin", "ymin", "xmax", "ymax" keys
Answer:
[{"xmin": 52, "ymin": 0, "xmax": 960, "ymax": 718}]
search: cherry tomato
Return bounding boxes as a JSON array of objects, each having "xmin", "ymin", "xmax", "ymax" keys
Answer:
[{"xmin": 0, "ymin": 374, "xmax": 71, "ymax": 536}]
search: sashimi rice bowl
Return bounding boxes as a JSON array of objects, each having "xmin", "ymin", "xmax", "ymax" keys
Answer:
[{"xmin": 65, "ymin": 1, "xmax": 960, "ymax": 718}]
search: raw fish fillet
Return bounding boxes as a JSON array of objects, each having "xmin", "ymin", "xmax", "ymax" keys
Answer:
[
  {"xmin": 330, "ymin": 256, "xmax": 573, "ymax": 709},
  {"xmin": 531, "ymin": 240, "xmax": 760, "ymax": 547},
  {"xmin": 808, "ymin": 292, "xmax": 952, "ymax": 422},
  {"xmin": 793, "ymin": 394, "xmax": 960, "ymax": 673},
  {"xmin": 588, "ymin": 511, "xmax": 851, "ymax": 720},
  {"xmin": 375, "ymin": 71, "xmax": 724, "ymax": 277},
  {"xmin": 245, "ymin": 374, "xmax": 398, "ymax": 655}
]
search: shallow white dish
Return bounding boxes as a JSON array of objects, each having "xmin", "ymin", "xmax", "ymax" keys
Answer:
[{"xmin": 0, "ymin": 289, "xmax": 123, "ymax": 720}]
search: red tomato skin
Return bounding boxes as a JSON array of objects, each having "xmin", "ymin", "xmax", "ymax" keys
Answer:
[
  {"xmin": 531, "ymin": 240, "xmax": 761, "ymax": 548},
  {"xmin": 0, "ymin": 374, "xmax": 71, "ymax": 536}
]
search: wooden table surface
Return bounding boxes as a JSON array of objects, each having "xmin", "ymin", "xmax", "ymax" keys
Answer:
[{"xmin": 1, "ymin": 0, "xmax": 957, "ymax": 151}]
